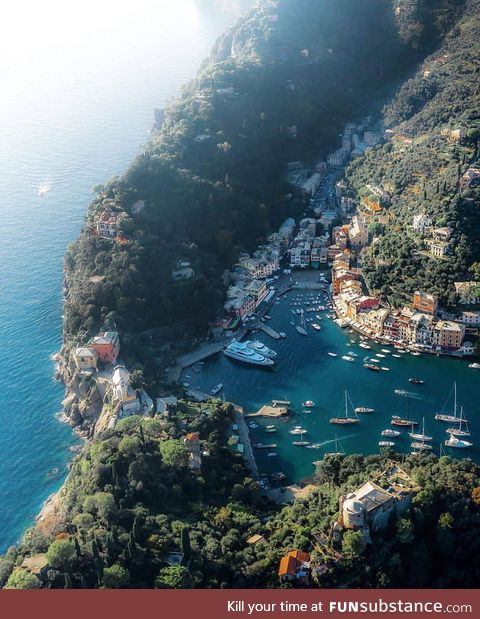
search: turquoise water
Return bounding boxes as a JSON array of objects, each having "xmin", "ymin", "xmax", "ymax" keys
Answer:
[
  {"xmin": 0, "ymin": 1, "xmax": 231, "ymax": 552},
  {"xmin": 191, "ymin": 286, "xmax": 480, "ymax": 482}
]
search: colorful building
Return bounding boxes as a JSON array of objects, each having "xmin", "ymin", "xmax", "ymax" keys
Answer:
[
  {"xmin": 89, "ymin": 331, "xmax": 120, "ymax": 364},
  {"xmin": 413, "ymin": 290, "xmax": 438, "ymax": 315},
  {"xmin": 278, "ymin": 550, "xmax": 311, "ymax": 583},
  {"xmin": 73, "ymin": 347, "xmax": 98, "ymax": 371}
]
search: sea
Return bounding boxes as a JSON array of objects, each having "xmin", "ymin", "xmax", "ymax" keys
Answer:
[
  {"xmin": 0, "ymin": 0, "xmax": 233, "ymax": 553},
  {"xmin": 190, "ymin": 281, "xmax": 480, "ymax": 482}
]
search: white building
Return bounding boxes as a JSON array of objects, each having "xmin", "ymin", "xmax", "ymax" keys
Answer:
[
  {"xmin": 413, "ymin": 213, "xmax": 433, "ymax": 235},
  {"xmin": 111, "ymin": 365, "xmax": 141, "ymax": 416}
]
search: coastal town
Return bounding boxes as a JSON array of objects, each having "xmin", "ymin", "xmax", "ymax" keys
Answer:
[
  {"xmin": 61, "ymin": 117, "xmax": 480, "ymax": 444},
  {"xmin": 218, "ymin": 118, "xmax": 479, "ymax": 359}
]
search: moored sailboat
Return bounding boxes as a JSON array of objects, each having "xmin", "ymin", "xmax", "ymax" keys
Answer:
[
  {"xmin": 409, "ymin": 417, "xmax": 432, "ymax": 441},
  {"xmin": 446, "ymin": 407, "xmax": 471, "ymax": 437},
  {"xmin": 330, "ymin": 391, "xmax": 360, "ymax": 424},
  {"xmin": 435, "ymin": 382, "xmax": 461, "ymax": 423},
  {"xmin": 295, "ymin": 309, "xmax": 308, "ymax": 336},
  {"xmin": 391, "ymin": 395, "xmax": 418, "ymax": 427}
]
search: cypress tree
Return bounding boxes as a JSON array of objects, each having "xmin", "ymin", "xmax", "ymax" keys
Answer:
[
  {"xmin": 74, "ymin": 536, "xmax": 82, "ymax": 557},
  {"xmin": 181, "ymin": 527, "xmax": 192, "ymax": 559}
]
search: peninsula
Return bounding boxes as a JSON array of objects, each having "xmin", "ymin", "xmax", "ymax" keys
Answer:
[{"xmin": 2, "ymin": 0, "xmax": 480, "ymax": 590}]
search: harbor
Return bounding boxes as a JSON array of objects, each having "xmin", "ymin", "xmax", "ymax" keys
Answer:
[{"xmin": 183, "ymin": 273, "xmax": 480, "ymax": 483}]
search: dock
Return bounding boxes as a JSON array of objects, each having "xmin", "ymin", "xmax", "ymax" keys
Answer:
[
  {"xmin": 233, "ymin": 406, "xmax": 259, "ymax": 480},
  {"xmin": 257, "ymin": 323, "xmax": 282, "ymax": 340},
  {"xmin": 245, "ymin": 404, "xmax": 289, "ymax": 418},
  {"xmin": 272, "ymin": 399, "xmax": 290, "ymax": 407}
]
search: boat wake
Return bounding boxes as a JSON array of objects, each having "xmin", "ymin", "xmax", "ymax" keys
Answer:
[
  {"xmin": 395, "ymin": 389, "xmax": 424, "ymax": 400},
  {"xmin": 318, "ymin": 433, "xmax": 358, "ymax": 447}
]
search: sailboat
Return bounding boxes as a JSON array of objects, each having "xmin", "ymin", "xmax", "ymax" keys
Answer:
[
  {"xmin": 330, "ymin": 391, "xmax": 360, "ymax": 424},
  {"xmin": 391, "ymin": 395, "xmax": 418, "ymax": 427},
  {"xmin": 435, "ymin": 382, "xmax": 461, "ymax": 423},
  {"xmin": 446, "ymin": 407, "xmax": 471, "ymax": 437},
  {"xmin": 324, "ymin": 435, "xmax": 345, "ymax": 457},
  {"xmin": 409, "ymin": 417, "xmax": 432, "ymax": 441},
  {"xmin": 295, "ymin": 309, "xmax": 308, "ymax": 336},
  {"xmin": 292, "ymin": 429, "xmax": 310, "ymax": 446}
]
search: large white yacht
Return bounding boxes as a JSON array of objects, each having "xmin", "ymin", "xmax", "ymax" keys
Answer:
[
  {"xmin": 224, "ymin": 341, "xmax": 274, "ymax": 366},
  {"xmin": 245, "ymin": 340, "xmax": 277, "ymax": 358}
]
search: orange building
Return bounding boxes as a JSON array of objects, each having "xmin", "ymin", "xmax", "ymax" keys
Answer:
[
  {"xmin": 413, "ymin": 290, "xmax": 438, "ymax": 315},
  {"xmin": 88, "ymin": 331, "xmax": 120, "ymax": 364},
  {"xmin": 278, "ymin": 550, "xmax": 311, "ymax": 583}
]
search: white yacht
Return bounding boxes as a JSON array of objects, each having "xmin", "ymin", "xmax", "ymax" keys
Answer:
[
  {"xmin": 224, "ymin": 341, "xmax": 274, "ymax": 366},
  {"xmin": 445, "ymin": 435, "xmax": 473, "ymax": 449},
  {"xmin": 245, "ymin": 340, "xmax": 277, "ymax": 358}
]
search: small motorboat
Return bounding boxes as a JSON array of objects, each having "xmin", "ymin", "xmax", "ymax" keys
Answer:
[
  {"xmin": 210, "ymin": 383, "xmax": 223, "ymax": 396},
  {"xmin": 327, "ymin": 352, "xmax": 338, "ymax": 357},
  {"xmin": 303, "ymin": 400, "xmax": 315, "ymax": 408},
  {"xmin": 469, "ymin": 362, "xmax": 480, "ymax": 369},
  {"xmin": 445, "ymin": 436, "xmax": 473, "ymax": 449},
  {"xmin": 355, "ymin": 407, "xmax": 375, "ymax": 414},
  {"xmin": 379, "ymin": 441, "xmax": 395, "ymax": 448},
  {"xmin": 381, "ymin": 429, "xmax": 400, "ymax": 437},
  {"xmin": 364, "ymin": 363, "xmax": 381, "ymax": 371},
  {"xmin": 409, "ymin": 378, "xmax": 424, "ymax": 385}
]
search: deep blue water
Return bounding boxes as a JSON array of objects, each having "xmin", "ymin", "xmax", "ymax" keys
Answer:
[
  {"xmin": 191, "ymin": 285, "xmax": 480, "ymax": 483},
  {"xmin": 0, "ymin": 1, "xmax": 231, "ymax": 552}
]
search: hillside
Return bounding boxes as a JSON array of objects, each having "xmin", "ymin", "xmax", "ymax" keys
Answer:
[
  {"xmin": 2, "ymin": 407, "xmax": 480, "ymax": 588},
  {"xmin": 346, "ymin": 0, "xmax": 480, "ymax": 308},
  {"xmin": 62, "ymin": 0, "xmax": 467, "ymax": 384}
]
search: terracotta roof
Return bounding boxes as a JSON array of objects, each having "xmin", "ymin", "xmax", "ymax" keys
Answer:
[
  {"xmin": 288, "ymin": 550, "xmax": 310, "ymax": 563},
  {"xmin": 185, "ymin": 432, "xmax": 200, "ymax": 441},
  {"xmin": 278, "ymin": 555, "xmax": 298, "ymax": 577}
]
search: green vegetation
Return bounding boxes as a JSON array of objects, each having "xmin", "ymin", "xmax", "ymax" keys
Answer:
[
  {"xmin": 3, "ymin": 411, "xmax": 480, "ymax": 588},
  {"xmin": 346, "ymin": 0, "xmax": 480, "ymax": 307}
]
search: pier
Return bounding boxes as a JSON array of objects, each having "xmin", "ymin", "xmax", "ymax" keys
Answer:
[
  {"xmin": 233, "ymin": 406, "xmax": 259, "ymax": 480},
  {"xmin": 245, "ymin": 404, "xmax": 289, "ymax": 418},
  {"xmin": 257, "ymin": 323, "xmax": 282, "ymax": 340}
]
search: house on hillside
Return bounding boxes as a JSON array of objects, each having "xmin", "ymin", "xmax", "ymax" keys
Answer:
[
  {"xmin": 278, "ymin": 550, "xmax": 311, "ymax": 583},
  {"xmin": 413, "ymin": 213, "xmax": 432, "ymax": 235},
  {"xmin": 73, "ymin": 347, "xmax": 98, "ymax": 372},
  {"xmin": 88, "ymin": 331, "xmax": 120, "ymax": 364}
]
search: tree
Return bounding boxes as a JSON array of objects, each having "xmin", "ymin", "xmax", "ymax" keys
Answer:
[
  {"xmin": 155, "ymin": 565, "xmax": 192, "ymax": 589},
  {"xmin": 4, "ymin": 569, "xmax": 40, "ymax": 589},
  {"xmin": 46, "ymin": 539, "xmax": 76, "ymax": 569},
  {"xmin": 397, "ymin": 518, "xmax": 414, "ymax": 544},
  {"xmin": 160, "ymin": 440, "xmax": 189, "ymax": 468},
  {"xmin": 102, "ymin": 564, "xmax": 130, "ymax": 589},
  {"xmin": 342, "ymin": 530, "xmax": 366, "ymax": 558}
]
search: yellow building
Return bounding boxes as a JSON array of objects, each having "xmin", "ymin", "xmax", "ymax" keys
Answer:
[
  {"xmin": 433, "ymin": 321, "xmax": 465, "ymax": 350},
  {"xmin": 73, "ymin": 347, "xmax": 98, "ymax": 371}
]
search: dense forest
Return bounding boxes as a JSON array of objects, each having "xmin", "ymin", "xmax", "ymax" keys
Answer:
[
  {"xmin": 62, "ymin": 0, "xmax": 468, "ymax": 379},
  {"xmin": 346, "ymin": 0, "xmax": 480, "ymax": 308},
  {"xmin": 2, "ymin": 402, "xmax": 480, "ymax": 589}
]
